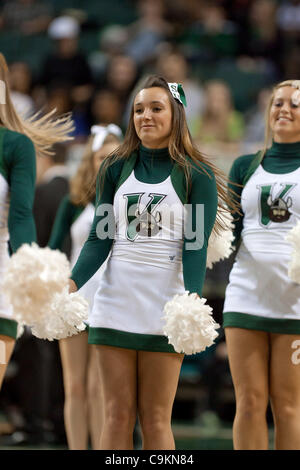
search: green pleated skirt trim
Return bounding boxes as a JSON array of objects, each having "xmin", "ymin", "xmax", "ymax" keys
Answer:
[
  {"xmin": 223, "ymin": 311, "xmax": 300, "ymax": 334},
  {"xmin": 88, "ymin": 327, "xmax": 177, "ymax": 353},
  {"xmin": 0, "ymin": 317, "xmax": 18, "ymax": 339}
]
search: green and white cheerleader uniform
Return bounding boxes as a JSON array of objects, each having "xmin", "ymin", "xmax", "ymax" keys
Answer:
[
  {"xmin": 49, "ymin": 196, "xmax": 105, "ymax": 317},
  {"xmin": 71, "ymin": 145, "xmax": 218, "ymax": 352},
  {"xmin": 0, "ymin": 127, "xmax": 36, "ymax": 339},
  {"xmin": 223, "ymin": 141, "xmax": 300, "ymax": 334}
]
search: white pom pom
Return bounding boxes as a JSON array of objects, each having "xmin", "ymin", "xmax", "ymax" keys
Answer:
[
  {"xmin": 162, "ymin": 292, "xmax": 220, "ymax": 355},
  {"xmin": 2, "ymin": 243, "xmax": 70, "ymax": 324},
  {"xmin": 206, "ymin": 212, "xmax": 235, "ymax": 269},
  {"xmin": 2, "ymin": 243, "xmax": 88, "ymax": 340},
  {"xmin": 31, "ymin": 288, "xmax": 88, "ymax": 341},
  {"xmin": 17, "ymin": 323, "xmax": 25, "ymax": 339},
  {"xmin": 286, "ymin": 221, "xmax": 300, "ymax": 283}
]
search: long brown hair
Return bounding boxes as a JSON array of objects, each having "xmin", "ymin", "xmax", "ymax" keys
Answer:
[
  {"xmin": 99, "ymin": 75, "xmax": 240, "ymax": 232},
  {"xmin": 0, "ymin": 53, "xmax": 74, "ymax": 156}
]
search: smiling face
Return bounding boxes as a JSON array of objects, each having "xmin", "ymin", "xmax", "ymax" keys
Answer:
[
  {"xmin": 133, "ymin": 87, "xmax": 173, "ymax": 149},
  {"xmin": 270, "ymin": 86, "xmax": 300, "ymax": 142}
]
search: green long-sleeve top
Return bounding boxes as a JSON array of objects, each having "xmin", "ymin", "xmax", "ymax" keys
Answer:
[
  {"xmin": 229, "ymin": 141, "xmax": 300, "ymax": 245},
  {"xmin": 0, "ymin": 127, "xmax": 36, "ymax": 252},
  {"xmin": 71, "ymin": 145, "xmax": 218, "ymax": 296},
  {"xmin": 48, "ymin": 195, "xmax": 84, "ymax": 251}
]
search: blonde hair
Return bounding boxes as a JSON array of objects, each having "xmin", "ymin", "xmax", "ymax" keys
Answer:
[
  {"xmin": 70, "ymin": 133, "xmax": 121, "ymax": 206},
  {"xmin": 0, "ymin": 53, "xmax": 74, "ymax": 157},
  {"xmin": 261, "ymin": 79, "xmax": 300, "ymax": 158}
]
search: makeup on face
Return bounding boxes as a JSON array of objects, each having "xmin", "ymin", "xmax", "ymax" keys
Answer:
[
  {"xmin": 270, "ymin": 86, "xmax": 300, "ymax": 142},
  {"xmin": 133, "ymin": 87, "xmax": 172, "ymax": 149}
]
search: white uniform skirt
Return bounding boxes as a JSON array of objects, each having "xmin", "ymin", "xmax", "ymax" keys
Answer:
[
  {"xmin": 88, "ymin": 241, "xmax": 185, "ymax": 352},
  {"xmin": 223, "ymin": 241, "xmax": 300, "ymax": 333}
]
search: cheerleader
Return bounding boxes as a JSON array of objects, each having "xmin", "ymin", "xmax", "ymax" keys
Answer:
[
  {"xmin": 0, "ymin": 53, "xmax": 73, "ymax": 389},
  {"xmin": 68, "ymin": 75, "xmax": 237, "ymax": 449},
  {"xmin": 49, "ymin": 124, "xmax": 122, "ymax": 449},
  {"xmin": 223, "ymin": 80, "xmax": 300, "ymax": 450}
]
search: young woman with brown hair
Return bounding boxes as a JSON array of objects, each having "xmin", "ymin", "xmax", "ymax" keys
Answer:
[
  {"xmin": 223, "ymin": 80, "xmax": 300, "ymax": 450},
  {"xmin": 49, "ymin": 125, "xmax": 122, "ymax": 449},
  {"xmin": 68, "ymin": 75, "xmax": 237, "ymax": 450},
  {"xmin": 0, "ymin": 53, "xmax": 73, "ymax": 389}
]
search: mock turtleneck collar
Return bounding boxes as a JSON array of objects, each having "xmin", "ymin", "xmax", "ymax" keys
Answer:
[
  {"xmin": 267, "ymin": 141, "xmax": 300, "ymax": 157},
  {"xmin": 139, "ymin": 144, "xmax": 170, "ymax": 160}
]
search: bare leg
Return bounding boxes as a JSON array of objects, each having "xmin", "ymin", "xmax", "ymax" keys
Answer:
[
  {"xmin": 96, "ymin": 345, "xmax": 137, "ymax": 450},
  {"xmin": 270, "ymin": 333, "xmax": 300, "ymax": 450},
  {"xmin": 59, "ymin": 331, "xmax": 89, "ymax": 449},
  {"xmin": 225, "ymin": 327, "xmax": 270, "ymax": 449},
  {"xmin": 0, "ymin": 335, "xmax": 15, "ymax": 389},
  {"xmin": 137, "ymin": 351, "xmax": 184, "ymax": 450},
  {"xmin": 87, "ymin": 345, "xmax": 103, "ymax": 449}
]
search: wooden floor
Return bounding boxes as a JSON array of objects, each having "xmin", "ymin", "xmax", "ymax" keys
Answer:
[{"xmin": 0, "ymin": 416, "xmax": 276, "ymax": 450}]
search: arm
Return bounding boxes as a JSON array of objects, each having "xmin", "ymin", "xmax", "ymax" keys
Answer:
[
  {"xmin": 70, "ymin": 160, "xmax": 122, "ymax": 289},
  {"xmin": 48, "ymin": 195, "xmax": 77, "ymax": 250},
  {"xmin": 182, "ymin": 165, "xmax": 218, "ymax": 296},
  {"xmin": 5, "ymin": 133, "xmax": 36, "ymax": 252},
  {"xmin": 227, "ymin": 154, "xmax": 255, "ymax": 247}
]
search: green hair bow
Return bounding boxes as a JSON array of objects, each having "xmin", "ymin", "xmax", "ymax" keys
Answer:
[{"xmin": 167, "ymin": 82, "xmax": 187, "ymax": 107}]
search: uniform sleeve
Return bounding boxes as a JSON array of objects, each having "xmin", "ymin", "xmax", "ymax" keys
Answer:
[
  {"xmin": 48, "ymin": 195, "xmax": 76, "ymax": 250},
  {"xmin": 182, "ymin": 165, "xmax": 218, "ymax": 296},
  {"xmin": 228, "ymin": 158, "xmax": 245, "ymax": 246},
  {"xmin": 70, "ymin": 161, "xmax": 122, "ymax": 289},
  {"xmin": 5, "ymin": 133, "xmax": 36, "ymax": 252}
]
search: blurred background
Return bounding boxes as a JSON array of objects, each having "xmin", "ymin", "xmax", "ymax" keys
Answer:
[{"xmin": 0, "ymin": 0, "xmax": 294, "ymax": 449}]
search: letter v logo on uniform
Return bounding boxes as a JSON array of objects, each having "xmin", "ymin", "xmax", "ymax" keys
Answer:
[
  {"xmin": 123, "ymin": 192, "xmax": 166, "ymax": 241},
  {"xmin": 257, "ymin": 183, "xmax": 296, "ymax": 227}
]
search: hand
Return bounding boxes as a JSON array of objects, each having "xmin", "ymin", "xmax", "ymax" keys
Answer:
[{"xmin": 68, "ymin": 279, "xmax": 78, "ymax": 294}]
